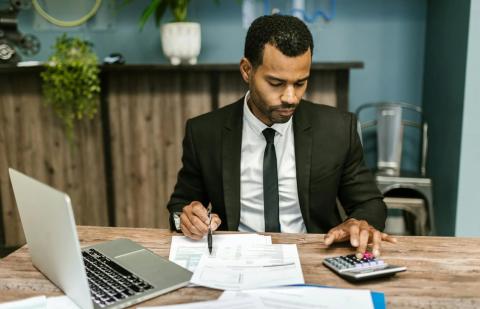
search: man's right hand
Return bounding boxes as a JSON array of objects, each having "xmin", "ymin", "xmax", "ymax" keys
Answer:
[{"xmin": 180, "ymin": 201, "xmax": 221, "ymax": 240}]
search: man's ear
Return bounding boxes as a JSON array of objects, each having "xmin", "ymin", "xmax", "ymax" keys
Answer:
[{"xmin": 239, "ymin": 58, "xmax": 252, "ymax": 83}]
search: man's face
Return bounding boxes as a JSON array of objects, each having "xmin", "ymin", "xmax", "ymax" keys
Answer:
[{"xmin": 240, "ymin": 44, "xmax": 312, "ymax": 126}]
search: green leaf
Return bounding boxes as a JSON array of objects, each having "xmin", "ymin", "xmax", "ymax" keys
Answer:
[
  {"xmin": 139, "ymin": 0, "xmax": 162, "ymax": 30},
  {"xmin": 41, "ymin": 34, "xmax": 100, "ymax": 144},
  {"xmin": 154, "ymin": 0, "xmax": 169, "ymax": 26},
  {"xmin": 171, "ymin": 0, "xmax": 189, "ymax": 22}
]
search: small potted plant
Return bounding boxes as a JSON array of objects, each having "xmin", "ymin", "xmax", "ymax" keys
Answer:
[
  {"xmin": 124, "ymin": 0, "xmax": 201, "ymax": 65},
  {"xmin": 41, "ymin": 34, "xmax": 100, "ymax": 142}
]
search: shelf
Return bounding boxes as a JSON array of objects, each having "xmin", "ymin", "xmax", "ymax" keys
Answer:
[{"xmin": 0, "ymin": 62, "xmax": 363, "ymax": 74}]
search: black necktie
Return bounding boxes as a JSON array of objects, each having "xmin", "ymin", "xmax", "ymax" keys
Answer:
[{"xmin": 262, "ymin": 128, "xmax": 280, "ymax": 232}]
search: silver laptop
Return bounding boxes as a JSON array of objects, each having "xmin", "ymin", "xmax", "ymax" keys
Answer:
[{"xmin": 9, "ymin": 168, "xmax": 192, "ymax": 309}]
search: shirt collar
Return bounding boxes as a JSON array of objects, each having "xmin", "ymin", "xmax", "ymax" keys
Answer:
[{"xmin": 243, "ymin": 91, "xmax": 292, "ymax": 137}]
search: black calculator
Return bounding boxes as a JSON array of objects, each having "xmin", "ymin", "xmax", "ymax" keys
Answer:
[{"xmin": 323, "ymin": 252, "xmax": 406, "ymax": 282}]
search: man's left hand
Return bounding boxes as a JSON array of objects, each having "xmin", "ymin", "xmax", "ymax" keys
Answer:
[{"xmin": 324, "ymin": 218, "xmax": 397, "ymax": 259}]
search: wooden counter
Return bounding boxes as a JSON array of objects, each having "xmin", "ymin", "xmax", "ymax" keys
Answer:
[
  {"xmin": 0, "ymin": 63, "xmax": 362, "ymax": 247},
  {"xmin": 0, "ymin": 226, "xmax": 479, "ymax": 308}
]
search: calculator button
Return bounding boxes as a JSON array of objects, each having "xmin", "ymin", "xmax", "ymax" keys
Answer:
[{"xmin": 363, "ymin": 252, "xmax": 374, "ymax": 259}]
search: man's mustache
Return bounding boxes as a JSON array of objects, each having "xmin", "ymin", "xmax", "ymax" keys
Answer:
[{"xmin": 270, "ymin": 103, "xmax": 297, "ymax": 110}]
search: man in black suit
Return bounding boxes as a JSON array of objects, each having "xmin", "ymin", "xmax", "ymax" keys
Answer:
[{"xmin": 167, "ymin": 15, "xmax": 396, "ymax": 258}]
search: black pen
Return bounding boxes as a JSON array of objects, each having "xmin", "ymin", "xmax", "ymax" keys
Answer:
[{"xmin": 207, "ymin": 205, "xmax": 213, "ymax": 254}]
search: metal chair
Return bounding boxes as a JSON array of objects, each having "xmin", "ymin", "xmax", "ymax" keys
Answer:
[{"xmin": 356, "ymin": 102, "xmax": 435, "ymax": 235}]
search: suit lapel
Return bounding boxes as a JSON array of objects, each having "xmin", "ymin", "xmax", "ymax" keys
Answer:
[
  {"xmin": 293, "ymin": 101, "xmax": 312, "ymax": 231},
  {"xmin": 222, "ymin": 100, "xmax": 244, "ymax": 230}
]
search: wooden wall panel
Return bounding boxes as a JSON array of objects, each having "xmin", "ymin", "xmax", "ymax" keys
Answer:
[
  {"xmin": 304, "ymin": 70, "xmax": 338, "ymax": 107},
  {"xmin": 217, "ymin": 70, "xmax": 342, "ymax": 109},
  {"xmin": 217, "ymin": 72, "xmax": 248, "ymax": 107},
  {"xmin": 107, "ymin": 71, "xmax": 212, "ymax": 229},
  {"xmin": 0, "ymin": 73, "xmax": 108, "ymax": 246},
  {"xmin": 0, "ymin": 64, "xmax": 359, "ymax": 246}
]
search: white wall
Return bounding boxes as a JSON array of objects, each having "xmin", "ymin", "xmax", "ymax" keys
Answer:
[{"xmin": 455, "ymin": 0, "xmax": 480, "ymax": 236}]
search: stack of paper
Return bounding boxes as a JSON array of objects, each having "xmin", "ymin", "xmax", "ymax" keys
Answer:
[
  {"xmin": 190, "ymin": 244, "xmax": 304, "ymax": 290},
  {"xmin": 163, "ymin": 234, "xmax": 380, "ymax": 309},
  {"xmin": 169, "ymin": 234, "xmax": 304, "ymax": 290},
  {"xmin": 138, "ymin": 295, "xmax": 266, "ymax": 309},
  {"xmin": 138, "ymin": 286, "xmax": 378, "ymax": 309},
  {"xmin": 169, "ymin": 234, "xmax": 271, "ymax": 272},
  {"xmin": 0, "ymin": 295, "xmax": 80, "ymax": 309},
  {"xmin": 220, "ymin": 286, "xmax": 375, "ymax": 309}
]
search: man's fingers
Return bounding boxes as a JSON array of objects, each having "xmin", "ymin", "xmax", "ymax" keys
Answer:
[
  {"xmin": 326, "ymin": 219, "xmax": 398, "ymax": 258},
  {"xmin": 180, "ymin": 223, "xmax": 202, "ymax": 240},
  {"xmin": 190, "ymin": 215, "xmax": 209, "ymax": 234},
  {"xmin": 181, "ymin": 213, "xmax": 204, "ymax": 238},
  {"xmin": 371, "ymin": 230, "xmax": 382, "ymax": 257},
  {"xmin": 324, "ymin": 230, "xmax": 339, "ymax": 246},
  {"xmin": 211, "ymin": 215, "xmax": 221, "ymax": 231},
  {"xmin": 325, "ymin": 228, "xmax": 350, "ymax": 246},
  {"xmin": 382, "ymin": 233, "xmax": 398, "ymax": 244},
  {"xmin": 349, "ymin": 224, "xmax": 360, "ymax": 247},
  {"xmin": 191, "ymin": 203, "xmax": 209, "ymax": 223},
  {"xmin": 180, "ymin": 214, "xmax": 199, "ymax": 235},
  {"xmin": 180, "ymin": 223, "xmax": 192, "ymax": 238},
  {"xmin": 356, "ymin": 228, "xmax": 370, "ymax": 258},
  {"xmin": 181, "ymin": 223, "xmax": 201, "ymax": 240}
]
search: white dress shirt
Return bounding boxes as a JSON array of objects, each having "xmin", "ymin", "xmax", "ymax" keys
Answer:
[{"xmin": 239, "ymin": 92, "xmax": 307, "ymax": 233}]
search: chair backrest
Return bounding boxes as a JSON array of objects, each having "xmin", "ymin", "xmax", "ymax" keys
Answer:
[{"xmin": 356, "ymin": 102, "xmax": 427, "ymax": 177}]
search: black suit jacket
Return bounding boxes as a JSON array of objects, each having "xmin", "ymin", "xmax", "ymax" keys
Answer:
[{"xmin": 167, "ymin": 98, "xmax": 386, "ymax": 232}]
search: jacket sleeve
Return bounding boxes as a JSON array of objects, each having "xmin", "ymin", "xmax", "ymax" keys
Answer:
[
  {"xmin": 337, "ymin": 113, "xmax": 387, "ymax": 231},
  {"xmin": 166, "ymin": 120, "xmax": 209, "ymax": 229}
]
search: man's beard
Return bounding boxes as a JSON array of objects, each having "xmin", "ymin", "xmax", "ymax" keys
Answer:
[
  {"xmin": 269, "ymin": 103, "xmax": 297, "ymax": 112},
  {"xmin": 267, "ymin": 103, "xmax": 297, "ymax": 123},
  {"xmin": 249, "ymin": 91, "xmax": 298, "ymax": 124}
]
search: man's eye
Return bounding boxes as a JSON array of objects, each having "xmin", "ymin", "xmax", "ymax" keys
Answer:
[
  {"xmin": 295, "ymin": 82, "xmax": 306, "ymax": 87},
  {"xmin": 269, "ymin": 81, "xmax": 283, "ymax": 87}
]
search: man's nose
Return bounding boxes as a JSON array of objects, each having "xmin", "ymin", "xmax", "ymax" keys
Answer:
[{"xmin": 281, "ymin": 86, "xmax": 299, "ymax": 104}]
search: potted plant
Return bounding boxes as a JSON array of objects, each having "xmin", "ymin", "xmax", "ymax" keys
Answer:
[
  {"xmin": 41, "ymin": 34, "xmax": 100, "ymax": 142},
  {"xmin": 123, "ymin": 0, "xmax": 201, "ymax": 65}
]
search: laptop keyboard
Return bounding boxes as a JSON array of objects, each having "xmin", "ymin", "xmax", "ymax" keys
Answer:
[{"xmin": 82, "ymin": 248, "xmax": 154, "ymax": 307}]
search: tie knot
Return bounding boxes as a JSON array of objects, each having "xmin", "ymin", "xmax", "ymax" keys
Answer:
[{"xmin": 262, "ymin": 128, "xmax": 276, "ymax": 144}]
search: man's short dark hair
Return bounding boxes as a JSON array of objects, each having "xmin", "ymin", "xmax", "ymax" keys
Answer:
[{"xmin": 244, "ymin": 14, "xmax": 314, "ymax": 68}]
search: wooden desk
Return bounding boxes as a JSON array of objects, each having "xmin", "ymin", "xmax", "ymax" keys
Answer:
[{"xmin": 1, "ymin": 226, "xmax": 479, "ymax": 308}]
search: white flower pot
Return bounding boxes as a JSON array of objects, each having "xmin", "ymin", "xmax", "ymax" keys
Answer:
[{"xmin": 160, "ymin": 22, "xmax": 201, "ymax": 65}]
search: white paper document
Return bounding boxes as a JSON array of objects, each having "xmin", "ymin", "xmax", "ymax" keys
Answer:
[
  {"xmin": 169, "ymin": 234, "xmax": 271, "ymax": 272},
  {"xmin": 138, "ymin": 295, "xmax": 266, "ymax": 309},
  {"xmin": 190, "ymin": 244, "xmax": 304, "ymax": 290},
  {"xmin": 0, "ymin": 296, "xmax": 46, "ymax": 309},
  {"xmin": 220, "ymin": 286, "xmax": 374, "ymax": 309},
  {"xmin": 46, "ymin": 296, "xmax": 81, "ymax": 309},
  {"xmin": 0, "ymin": 295, "xmax": 80, "ymax": 309}
]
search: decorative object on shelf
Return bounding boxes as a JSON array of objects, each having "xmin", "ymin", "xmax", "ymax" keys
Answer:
[
  {"xmin": 41, "ymin": 34, "xmax": 100, "ymax": 142},
  {"xmin": 103, "ymin": 52, "xmax": 125, "ymax": 64},
  {"xmin": 122, "ymin": 0, "xmax": 201, "ymax": 65},
  {"xmin": 0, "ymin": 0, "xmax": 40, "ymax": 65},
  {"xmin": 160, "ymin": 21, "xmax": 200, "ymax": 65},
  {"xmin": 32, "ymin": 0, "xmax": 102, "ymax": 27}
]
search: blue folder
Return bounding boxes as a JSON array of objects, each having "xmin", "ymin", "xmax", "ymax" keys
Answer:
[{"xmin": 291, "ymin": 284, "xmax": 385, "ymax": 309}]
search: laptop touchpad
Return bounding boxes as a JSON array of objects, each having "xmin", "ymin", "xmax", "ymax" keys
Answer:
[{"xmin": 115, "ymin": 249, "xmax": 168, "ymax": 276}]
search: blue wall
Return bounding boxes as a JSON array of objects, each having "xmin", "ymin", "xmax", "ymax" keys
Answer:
[
  {"xmin": 456, "ymin": 0, "xmax": 480, "ymax": 237},
  {"xmin": 8, "ymin": 0, "xmax": 478, "ymax": 236},
  {"xmin": 422, "ymin": 0, "xmax": 471, "ymax": 236},
  {"xmin": 15, "ymin": 0, "xmax": 427, "ymax": 171}
]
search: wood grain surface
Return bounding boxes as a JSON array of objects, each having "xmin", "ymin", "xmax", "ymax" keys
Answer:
[
  {"xmin": 0, "ymin": 65, "xmax": 357, "ymax": 247},
  {"xmin": 106, "ymin": 71, "xmax": 212, "ymax": 229},
  {"xmin": 0, "ymin": 73, "xmax": 108, "ymax": 247},
  {"xmin": 1, "ymin": 226, "xmax": 479, "ymax": 308}
]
